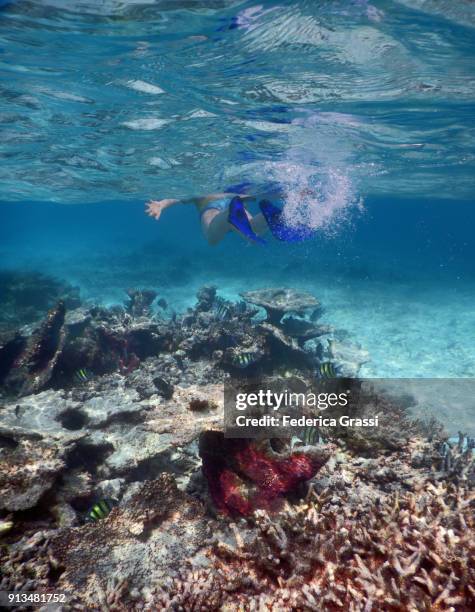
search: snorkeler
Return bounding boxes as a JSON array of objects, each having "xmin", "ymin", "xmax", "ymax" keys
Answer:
[
  {"xmin": 146, "ymin": 187, "xmax": 317, "ymax": 245},
  {"xmin": 146, "ymin": 191, "xmax": 269, "ymax": 245}
]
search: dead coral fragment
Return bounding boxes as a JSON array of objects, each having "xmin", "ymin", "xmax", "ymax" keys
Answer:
[
  {"xmin": 1, "ymin": 302, "xmax": 66, "ymax": 396},
  {"xmin": 188, "ymin": 398, "xmax": 217, "ymax": 412},
  {"xmin": 0, "ymin": 531, "xmax": 58, "ymax": 595},
  {"xmin": 125, "ymin": 288, "xmax": 157, "ymax": 318},
  {"xmin": 0, "ymin": 435, "xmax": 66, "ymax": 512}
]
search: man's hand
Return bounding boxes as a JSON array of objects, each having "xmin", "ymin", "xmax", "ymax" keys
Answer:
[{"xmin": 146, "ymin": 199, "xmax": 178, "ymax": 220}]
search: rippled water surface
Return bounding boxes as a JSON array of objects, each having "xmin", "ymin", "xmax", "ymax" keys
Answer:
[{"xmin": 1, "ymin": 0, "xmax": 474, "ymax": 203}]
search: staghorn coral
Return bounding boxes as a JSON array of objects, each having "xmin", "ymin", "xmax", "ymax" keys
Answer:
[
  {"xmin": 313, "ymin": 381, "xmax": 422, "ymax": 456},
  {"xmin": 432, "ymin": 433, "xmax": 475, "ymax": 486},
  {"xmin": 0, "ymin": 530, "xmax": 60, "ymax": 597},
  {"xmin": 154, "ymin": 471, "xmax": 475, "ymax": 610}
]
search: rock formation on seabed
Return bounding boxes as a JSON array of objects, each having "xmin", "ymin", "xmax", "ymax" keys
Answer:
[{"xmin": 0, "ymin": 284, "xmax": 473, "ymax": 611}]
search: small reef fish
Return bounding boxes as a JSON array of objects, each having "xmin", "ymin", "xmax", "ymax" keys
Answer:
[
  {"xmin": 0, "ymin": 517, "xmax": 13, "ymax": 536},
  {"xmin": 235, "ymin": 300, "xmax": 248, "ymax": 315},
  {"xmin": 74, "ymin": 368, "xmax": 92, "ymax": 383},
  {"xmin": 157, "ymin": 298, "xmax": 168, "ymax": 309},
  {"xmin": 316, "ymin": 362, "xmax": 337, "ymax": 379},
  {"xmin": 214, "ymin": 299, "xmax": 231, "ymax": 320},
  {"xmin": 310, "ymin": 307, "xmax": 322, "ymax": 322},
  {"xmin": 84, "ymin": 499, "xmax": 116, "ymax": 523},
  {"xmin": 298, "ymin": 425, "xmax": 320, "ymax": 446},
  {"xmin": 232, "ymin": 352, "xmax": 258, "ymax": 368}
]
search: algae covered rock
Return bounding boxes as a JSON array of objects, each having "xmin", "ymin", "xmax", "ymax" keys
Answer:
[
  {"xmin": 0, "ymin": 301, "xmax": 66, "ymax": 397},
  {"xmin": 125, "ymin": 288, "xmax": 158, "ymax": 318},
  {"xmin": 50, "ymin": 474, "xmax": 214, "ymax": 605},
  {"xmin": 0, "ymin": 432, "xmax": 67, "ymax": 511}
]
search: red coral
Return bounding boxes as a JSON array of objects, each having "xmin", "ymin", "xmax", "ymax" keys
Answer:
[
  {"xmin": 219, "ymin": 470, "xmax": 253, "ymax": 516},
  {"xmin": 199, "ymin": 432, "xmax": 330, "ymax": 516}
]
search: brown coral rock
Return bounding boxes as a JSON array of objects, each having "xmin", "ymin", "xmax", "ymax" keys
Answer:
[
  {"xmin": 50, "ymin": 474, "xmax": 214, "ymax": 608},
  {"xmin": 0, "ymin": 435, "xmax": 66, "ymax": 512}
]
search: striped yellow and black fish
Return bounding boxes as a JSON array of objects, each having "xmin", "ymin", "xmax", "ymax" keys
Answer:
[
  {"xmin": 300, "ymin": 426, "xmax": 320, "ymax": 446},
  {"xmin": 316, "ymin": 362, "xmax": 337, "ymax": 379},
  {"xmin": 74, "ymin": 368, "xmax": 92, "ymax": 383},
  {"xmin": 232, "ymin": 352, "xmax": 258, "ymax": 368},
  {"xmin": 215, "ymin": 300, "xmax": 231, "ymax": 320},
  {"xmin": 84, "ymin": 498, "xmax": 116, "ymax": 523},
  {"xmin": 291, "ymin": 425, "xmax": 320, "ymax": 448},
  {"xmin": 235, "ymin": 300, "xmax": 248, "ymax": 315}
]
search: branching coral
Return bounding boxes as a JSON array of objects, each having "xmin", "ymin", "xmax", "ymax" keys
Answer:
[
  {"xmin": 0, "ymin": 531, "xmax": 58, "ymax": 595},
  {"xmin": 153, "ymin": 481, "xmax": 474, "ymax": 611}
]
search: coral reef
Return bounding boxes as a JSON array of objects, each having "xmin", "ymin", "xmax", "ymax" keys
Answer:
[
  {"xmin": 154, "ymin": 438, "xmax": 475, "ymax": 611},
  {"xmin": 125, "ymin": 288, "xmax": 157, "ymax": 318},
  {"xmin": 0, "ymin": 284, "xmax": 350, "ymax": 400},
  {"xmin": 0, "ymin": 283, "xmax": 473, "ymax": 610}
]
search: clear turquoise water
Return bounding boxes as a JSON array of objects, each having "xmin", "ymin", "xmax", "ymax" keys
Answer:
[{"xmin": 1, "ymin": 0, "xmax": 474, "ymax": 377}]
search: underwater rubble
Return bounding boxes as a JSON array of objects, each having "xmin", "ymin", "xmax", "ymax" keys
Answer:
[{"xmin": 0, "ymin": 285, "xmax": 473, "ymax": 610}]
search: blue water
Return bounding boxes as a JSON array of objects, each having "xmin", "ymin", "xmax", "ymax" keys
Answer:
[{"xmin": 1, "ymin": 0, "xmax": 474, "ymax": 377}]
